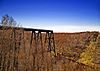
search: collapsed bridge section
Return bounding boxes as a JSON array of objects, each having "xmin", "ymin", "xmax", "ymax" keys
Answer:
[
  {"xmin": 0, "ymin": 26, "xmax": 98, "ymax": 71},
  {"xmin": 0, "ymin": 26, "xmax": 56, "ymax": 71}
]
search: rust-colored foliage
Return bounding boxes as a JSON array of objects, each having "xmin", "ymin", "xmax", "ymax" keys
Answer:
[
  {"xmin": 0, "ymin": 15, "xmax": 100, "ymax": 71},
  {"xmin": 0, "ymin": 28, "xmax": 99, "ymax": 71}
]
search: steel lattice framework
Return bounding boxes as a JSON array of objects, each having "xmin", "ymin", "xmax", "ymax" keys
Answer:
[{"xmin": 0, "ymin": 26, "xmax": 56, "ymax": 71}]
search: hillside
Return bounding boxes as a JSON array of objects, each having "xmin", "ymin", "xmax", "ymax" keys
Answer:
[
  {"xmin": 54, "ymin": 32, "xmax": 100, "ymax": 70},
  {"xmin": 0, "ymin": 27, "xmax": 100, "ymax": 71}
]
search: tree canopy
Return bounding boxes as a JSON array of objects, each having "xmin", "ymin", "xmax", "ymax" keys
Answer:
[{"xmin": 0, "ymin": 14, "xmax": 17, "ymax": 27}]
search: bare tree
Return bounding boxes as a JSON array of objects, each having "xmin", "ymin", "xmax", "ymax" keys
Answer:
[
  {"xmin": 0, "ymin": 14, "xmax": 16, "ymax": 27},
  {"xmin": 0, "ymin": 14, "xmax": 23, "ymax": 71}
]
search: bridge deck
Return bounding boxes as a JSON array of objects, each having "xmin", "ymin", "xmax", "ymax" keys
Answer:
[{"xmin": 0, "ymin": 26, "xmax": 53, "ymax": 32}]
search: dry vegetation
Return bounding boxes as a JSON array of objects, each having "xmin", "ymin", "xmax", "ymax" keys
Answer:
[
  {"xmin": 54, "ymin": 32, "xmax": 100, "ymax": 71},
  {"xmin": 0, "ymin": 15, "xmax": 100, "ymax": 71}
]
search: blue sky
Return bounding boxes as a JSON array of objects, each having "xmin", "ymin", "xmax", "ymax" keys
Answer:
[{"xmin": 0, "ymin": 0, "xmax": 100, "ymax": 32}]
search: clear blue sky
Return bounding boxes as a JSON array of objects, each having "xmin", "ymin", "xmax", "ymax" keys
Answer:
[{"xmin": 0, "ymin": 0, "xmax": 100, "ymax": 32}]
